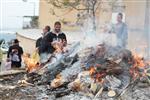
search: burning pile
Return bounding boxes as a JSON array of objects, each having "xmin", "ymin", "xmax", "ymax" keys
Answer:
[{"xmin": 22, "ymin": 43, "xmax": 150, "ymax": 99}]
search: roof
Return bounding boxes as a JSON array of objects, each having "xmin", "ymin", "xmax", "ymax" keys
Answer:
[
  {"xmin": 16, "ymin": 29, "xmax": 84, "ymax": 43},
  {"xmin": 16, "ymin": 29, "xmax": 42, "ymax": 40}
]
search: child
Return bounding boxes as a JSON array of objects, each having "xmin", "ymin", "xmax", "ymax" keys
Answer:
[
  {"xmin": 10, "ymin": 49, "xmax": 20, "ymax": 62},
  {"xmin": 5, "ymin": 58, "xmax": 11, "ymax": 70}
]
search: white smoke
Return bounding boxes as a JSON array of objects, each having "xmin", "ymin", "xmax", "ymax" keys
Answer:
[{"xmin": 79, "ymin": 16, "xmax": 116, "ymax": 50}]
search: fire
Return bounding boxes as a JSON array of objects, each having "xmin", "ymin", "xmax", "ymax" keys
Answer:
[
  {"xmin": 87, "ymin": 51, "xmax": 149, "ymax": 82},
  {"xmin": 89, "ymin": 67, "xmax": 96, "ymax": 75},
  {"xmin": 132, "ymin": 53, "xmax": 145, "ymax": 68},
  {"xmin": 130, "ymin": 52, "xmax": 150, "ymax": 80},
  {"xmin": 26, "ymin": 59, "xmax": 39, "ymax": 73},
  {"xmin": 23, "ymin": 53, "xmax": 39, "ymax": 73},
  {"xmin": 89, "ymin": 66, "xmax": 106, "ymax": 83}
]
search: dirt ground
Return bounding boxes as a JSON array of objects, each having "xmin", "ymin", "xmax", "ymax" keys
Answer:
[{"xmin": 0, "ymin": 72, "xmax": 150, "ymax": 100}]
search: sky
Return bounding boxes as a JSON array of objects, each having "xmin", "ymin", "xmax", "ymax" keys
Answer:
[{"xmin": 0, "ymin": 0, "xmax": 39, "ymax": 30}]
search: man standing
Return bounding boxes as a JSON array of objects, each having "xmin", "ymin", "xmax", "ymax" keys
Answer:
[
  {"xmin": 114, "ymin": 13, "xmax": 128, "ymax": 48},
  {"xmin": 36, "ymin": 25, "xmax": 52, "ymax": 54},
  {"xmin": 49, "ymin": 21, "xmax": 67, "ymax": 49},
  {"xmin": 7, "ymin": 39, "xmax": 23, "ymax": 68}
]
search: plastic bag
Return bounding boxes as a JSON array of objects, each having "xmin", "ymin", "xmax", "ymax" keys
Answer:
[
  {"xmin": 31, "ymin": 51, "xmax": 40, "ymax": 63},
  {"xmin": 5, "ymin": 59, "xmax": 11, "ymax": 70}
]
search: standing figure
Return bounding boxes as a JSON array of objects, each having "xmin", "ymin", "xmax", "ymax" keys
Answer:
[
  {"xmin": 49, "ymin": 21, "xmax": 67, "ymax": 52},
  {"xmin": 36, "ymin": 25, "xmax": 51, "ymax": 54},
  {"xmin": 7, "ymin": 39, "xmax": 23, "ymax": 68},
  {"xmin": 114, "ymin": 13, "xmax": 128, "ymax": 48}
]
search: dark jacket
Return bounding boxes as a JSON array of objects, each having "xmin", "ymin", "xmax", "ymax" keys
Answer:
[
  {"xmin": 45, "ymin": 32, "xmax": 67, "ymax": 53},
  {"xmin": 36, "ymin": 32, "xmax": 67, "ymax": 54},
  {"xmin": 7, "ymin": 45, "xmax": 23, "ymax": 61},
  {"xmin": 36, "ymin": 33, "xmax": 55, "ymax": 54},
  {"xmin": 36, "ymin": 37, "xmax": 42, "ymax": 48},
  {"xmin": 49, "ymin": 32, "xmax": 67, "ymax": 45},
  {"xmin": 7, "ymin": 44, "xmax": 23, "ymax": 62}
]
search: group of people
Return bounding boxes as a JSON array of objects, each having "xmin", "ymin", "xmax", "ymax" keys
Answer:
[
  {"xmin": 7, "ymin": 39, "xmax": 23, "ymax": 68},
  {"xmin": 36, "ymin": 21, "xmax": 67, "ymax": 55},
  {"xmin": 3, "ymin": 21, "xmax": 67, "ymax": 69},
  {"xmin": 0, "ymin": 13, "xmax": 128, "ymax": 69},
  {"xmin": 35, "ymin": 21, "xmax": 67, "ymax": 63}
]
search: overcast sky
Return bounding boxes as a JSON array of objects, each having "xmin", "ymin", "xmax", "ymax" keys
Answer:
[{"xmin": 0, "ymin": 0, "xmax": 39, "ymax": 30}]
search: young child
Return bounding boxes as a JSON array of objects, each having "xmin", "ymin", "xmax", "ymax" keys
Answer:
[
  {"xmin": 5, "ymin": 58, "xmax": 11, "ymax": 70},
  {"xmin": 10, "ymin": 49, "xmax": 20, "ymax": 62}
]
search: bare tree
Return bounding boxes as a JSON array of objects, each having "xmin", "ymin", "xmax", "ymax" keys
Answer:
[{"xmin": 47, "ymin": 0, "xmax": 117, "ymax": 32}]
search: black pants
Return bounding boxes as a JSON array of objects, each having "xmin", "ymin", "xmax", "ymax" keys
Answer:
[{"xmin": 11, "ymin": 61, "xmax": 21, "ymax": 68}]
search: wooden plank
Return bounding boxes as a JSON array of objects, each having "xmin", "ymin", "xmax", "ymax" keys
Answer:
[{"xmin": 0, "ymin": 69, "xmax": 26, "ymax": 77}]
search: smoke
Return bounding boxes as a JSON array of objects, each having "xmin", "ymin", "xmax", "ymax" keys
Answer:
[
  {"xmin": 79, "ymin": 16, "xmax": 116, "ymax": 49},
  {"xmin": 80, "ymin": 17, "xmax": 99, "ymax": 47},
  {"xmin": 79, "ymin": 12, "xmax": 150, "ymax": 60}
]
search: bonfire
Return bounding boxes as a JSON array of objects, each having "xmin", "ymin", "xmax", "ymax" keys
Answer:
[{"xmin": 0, "ymin": 42, "xmax": 150, "ymax": 100}]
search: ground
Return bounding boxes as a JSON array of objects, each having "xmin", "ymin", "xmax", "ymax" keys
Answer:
[{"xmin": 0, "ymin": 72, "xmax": 150, "ymax": 100}]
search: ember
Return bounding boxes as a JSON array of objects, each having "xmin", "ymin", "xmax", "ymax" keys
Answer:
[{"xmin": 89, "ymin": 66, "xmax": 96, "ymax": 75}]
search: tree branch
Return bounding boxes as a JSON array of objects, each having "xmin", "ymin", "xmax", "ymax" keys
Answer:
[{"xmin": 95, "ymin": 0, "xmax": 102, "ymax": 11}]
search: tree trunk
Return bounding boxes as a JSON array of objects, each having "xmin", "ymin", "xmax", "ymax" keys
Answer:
[
  {"xmin": 92, "ymin": 3, "xmax": 97, "ymax": 34},
  {"xmin": 92, "ymin": 14, "xmax": 96, "ymax": 33}
]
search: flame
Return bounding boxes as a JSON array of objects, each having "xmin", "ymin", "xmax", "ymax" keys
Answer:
[
  {"xmin": 88, "ymin": 66, "xmax": 106, "ymax": 83},
  {"xmin": 89, "ymin": 67, "xmax": 96, "ymax": 75},
  {"xmin": 132, "ymin": 53, "xmax": 146, "ymax": 68},
  {"xmin": 27, "ymin": 59, "xmax": 39, "ymax": 72},
  {"xmin": 130, "ymin": 52, "xmax": 150, "ymax": 79},
  {"xmin": 23, "ymin": 53, "xmax": 39, "ymax": 73}
]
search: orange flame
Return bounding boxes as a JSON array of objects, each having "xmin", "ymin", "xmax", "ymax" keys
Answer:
[
  {"xmin": 132, "ymin": 54, "xmax": 145, "ymax": 68},
  {"xmin": 23, "ymin": 53, "xmax": 39, "ymax": 73},
  {"xmin": 130, "ymin": 52, "xmax": 150, "ymax": 79},
  {"xmin": 88, "ymin": 66, "xmax": 106, "ymax": 83},
  {"xmin": 89, "ymin": 67, "xmax": 96, "ymax": 75}
]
